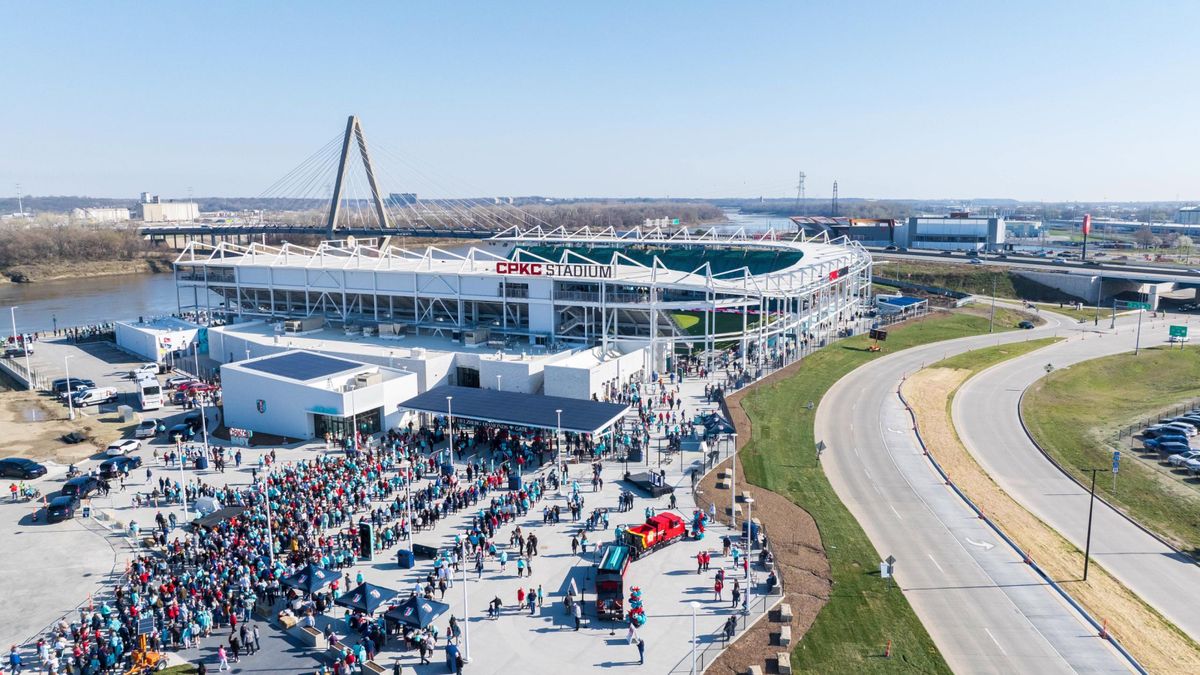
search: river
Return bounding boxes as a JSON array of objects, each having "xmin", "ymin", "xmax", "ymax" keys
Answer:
[{"xmin": 0, "ymin": 273, "xmax": 183, "ymax": 334}]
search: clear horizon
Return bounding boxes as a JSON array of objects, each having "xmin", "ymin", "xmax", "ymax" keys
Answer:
[{"xmin": 3, "ymin": 1, "xmax": 1198, "ymax": 202}]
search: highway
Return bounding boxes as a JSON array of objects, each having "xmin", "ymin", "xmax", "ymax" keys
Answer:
[
  {"xmin": 954, "ymin": 314, "xmax": 1200, "ymax": 641},
  {"xmin": 815, "ymin": 313, "xmax": 1131, "ymax": 673}
]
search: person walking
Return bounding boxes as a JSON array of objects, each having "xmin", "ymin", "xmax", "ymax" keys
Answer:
[
  {"xmin": 252, "ymin": 624, "xmax": 261, "ymax": 652},
  {"xmin": 229, "ymin": 633, "xmax": 241, "ymax": 663},
  {"xmin": 713, "ymin": 578, "xmax": 724, "ymax": 601},
  {"xmin": 217, "ymin": 645, "xmax": 229, "ymax": 671},
  {"xmin": 636, "ymin": 637, "xmax": 645, "ymax": 665},
  {"xmin": 572, "ymin": 601, "xmax": 582, "ymax": 631},
  {"xmin": 240, "ymin": 624, "xmax": 253, "ymax": 655},
  {"xmin": 9, "ymin": 644, "xmax": 22, "ymax": 674}
]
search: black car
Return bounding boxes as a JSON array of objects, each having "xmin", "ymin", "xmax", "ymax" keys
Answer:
[
  {"xmin": 167, "ymin": 423, "xmax": 197, "ymax": 441},
  {"xmin": 99, "ymin": 455, "xmax": 143, "ymax": 478},
  {"xmin": 61, "ymin": 475, "xmax": 101, "ymax": 499},
  {"xmin": 46, "ymin": 495, "xmax": 80, "ymax": 522},
  {"xmin": 1018, "ymin": 321, "xmax": 1035, "ymax": 330},
  {"xmin": 3, "ymin": 346, "xmax": 31, "ymax": 358},
  {"xmin": 0, "ymin": 457, "xmax": 48, "ymax": 479},
  {"xmin": 51, "ymin": 377, "xmax": 95, "ymax": 394}
]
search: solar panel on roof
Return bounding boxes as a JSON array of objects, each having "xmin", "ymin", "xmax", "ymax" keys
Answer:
[{"xmin": 242, "ymin": 351, "xmax": 360, "ymax": 381}]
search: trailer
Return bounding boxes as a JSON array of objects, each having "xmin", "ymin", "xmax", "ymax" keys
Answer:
[{"xmin": 595, "ymin": 544, "xmax": 631, "ymax": 619}]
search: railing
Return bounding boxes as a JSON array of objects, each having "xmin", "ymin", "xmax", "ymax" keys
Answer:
[
  {"xmin": 665, "ymin": 570, "xmax": 785, "ymax": 674},
  {"xmin": 0, "ymin": 353, "xmax": 48, "ymax": 390}
]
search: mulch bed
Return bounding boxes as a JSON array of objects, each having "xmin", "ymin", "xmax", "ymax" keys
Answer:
[{"xmin": 691, "ymin": 361, "xmax": 833, "ymax": 674}]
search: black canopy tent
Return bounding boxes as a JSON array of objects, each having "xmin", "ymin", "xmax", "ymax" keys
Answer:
[
  {"xmin": 334, "ymin": 582, "xmax": 401, "ymax": 614},
  {"xmin": 190, "ymin": 506, "xmax": 246, "ymax": 529},
  {"xmin": 398, "ymin": 386, "xmax": 629, "ymax": 436},
  {"xmin": 280, "ymin": 563, "xmax": 339, "ymax": 595},
  {"xmin": 384, "ymin": 595, "xmax": 450, "ymax": 629}
]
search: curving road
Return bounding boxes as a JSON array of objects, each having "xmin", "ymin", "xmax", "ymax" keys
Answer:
[
  {"xmin": 816, "ymin": 312, "xmax": 1132, "ymax": 673},
  {"xmin": 954, "ymin": 313, "xmax": 1200, "ymax": 640}
]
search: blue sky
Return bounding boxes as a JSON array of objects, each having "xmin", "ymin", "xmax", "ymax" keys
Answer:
[{"xmin": 2, "ymin": 1, "xmax": 1198, "ymax": 201}]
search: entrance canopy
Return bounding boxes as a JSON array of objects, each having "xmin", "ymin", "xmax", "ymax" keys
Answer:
[{"xmin": 399, "ymin": 385, "xmax": 628, "ymax": 435}]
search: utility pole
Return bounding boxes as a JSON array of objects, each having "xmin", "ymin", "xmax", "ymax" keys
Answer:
[
  {"xmin": 989, "ymin": 277, "xmax": 996, "ymax": 333},
  {"xmin": 795, "ymin": 171, "xmax": 806, "ymax": 213},
  {"xmin": 1082, "ymin": 468, "xmax": 1102, "ymax": 581},
  {"xmin": 1094, "ymin": 277, "xmax": 1103, "ymax": 326},
  {"xmin": 831, "ymin": 181, "xmax": 839, "ymax": 217},
  {"xmin": 15, "ymin": 183, "xmax": 22, "ymax": 216}
]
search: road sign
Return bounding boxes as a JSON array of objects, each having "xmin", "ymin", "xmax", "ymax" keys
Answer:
[
  {"xmin": 136, "ymin": 617, "xmax": 155, "ymax": 636},
  {"xmin": 1169, "ymin": 325, "xmax": 1188, "ymax": 338},
  {"xmin": 1125, "ymin": 301, "xmax": 1151, "ymax": 310},
  {"xmin": 869, "ymin": 329, "xmax": 889, "ymax": 341},
  {"xmin": 1112, "ymin": 450, "xmax": 1120, "ymax": 474},
  {"xmin": 880, "ymin": 561, "xmax": 890, "ymax": 578}
]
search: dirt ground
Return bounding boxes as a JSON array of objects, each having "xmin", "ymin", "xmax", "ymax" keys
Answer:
[
  {"xmin": 903, "ymin": 368, "xmax": 1200, "ymax": 674},
  {"xmin": 0, "ymin": 389, "xmax": 129, "ymax": 464},
  {"xmin": 690, "ymin": 361, "xmax": 834, "ymax": 675}
]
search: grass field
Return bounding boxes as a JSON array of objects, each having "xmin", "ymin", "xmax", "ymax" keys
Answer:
[
  {"xmin": 737, "ymin": 310, "xmax": 1017, "ymax": 674},
  {"xmin": 1023, "ymin": 346, "xmax": 1200, "ymax": 555},
  {"xmin": 874, "ymin": 259, "xmax": 1019, "ymax": 297},
  {"xmin": 935, "ymin": 337, "xmax": 1062, "ymax": 371}
]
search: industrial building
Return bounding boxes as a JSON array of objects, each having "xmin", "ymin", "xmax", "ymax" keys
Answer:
[
  {"xmin": 174, "ymin": 225, "xmax": 872, "ymax": 399},
  {"xmin": 71, "ymin": 207, "xmax": 130, "ymax": 223},
  {"xmin": 115, "ymin": 317, "xmax": 204, "ymax": 365},
  {"xmin": 139, "ymin": 193, "xmax": 199, "ymax": 222},
  {"xmin": 1177, "ymin": 207, "xmax": 1200, "ymax": 225}
]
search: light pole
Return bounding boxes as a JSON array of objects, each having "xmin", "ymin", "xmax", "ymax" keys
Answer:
[
  {"xmin": 64, "ymin": 355, "xmax": 76, "ymax": 421},
  {"xmin": 261, "ymin": 478, "xmax": 274, "ymax": 569},
  {"xmin": 690, "ymin": 601, "xmax": 700, "ymax": 674},
  {"xmin": 461, "ymin": 558, "xmax": 471, "ymax": 663},
  {"xmin": 446, "ymin": 396, "xmax": 454, "ymax": 465},
  {"xmin": 555, "ymin": 409, "xmax": 563, "ymax": 467},
  {"xmin": 9, "ymin": 306, "xmax": 32, "ymax": 389},
  {"xmin": 244, "ymin": 346, "xmax": 251, "ymax": 361},
  {"xmin": 192, "ymin": 342, "xmax": 211, "ymax": 473},
  {"xmin": 496, "ymin": 374, "xmax": 502, "ymax": 391}
]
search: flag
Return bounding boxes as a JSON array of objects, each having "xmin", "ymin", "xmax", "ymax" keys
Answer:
[{"xmin": 1082, "ymin": 214, "xmax": 1092, "ymax": 235}]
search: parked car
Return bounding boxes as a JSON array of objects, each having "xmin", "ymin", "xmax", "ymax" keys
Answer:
[
  {"xmin": 134, "ymin": 419, "xmax": 159, "ymax": 438},
  {"xmin": 3, "ymin": 346, "xmax": 32, "ymax": 358},
  {"xmin": 1167, "ymin": 450, "xmax": 1200, "ymax": 468},
  {"xmin": 1186, "ymin": 457, "xmax": 1200, "ymax": 476},
  {"xmin": 51, "ymin": 378, "xmax": 95, "ymax": 394},
  {"xmin": 99, "ymin": 455, "xmax": 142, "ymax": 478},
  {"xmin": 969, "ymin": 258, "xmax": 984, "ymax": 265},
  {"xmin": 105, "ymin": 439, "xmax": 141, "ymax": 457},
  {"xmin": 45, "ymin": 495, "xmax": 80, "ymax": 523},
  {"xmin": 1156, "ymin": 442, "xmax": 1193, "ymax": 456},
  {"xmin": 1144, "ymin": 434, "xmax": 1190, "ymax": 449},
  {"xmin": 61, "ymin": 475, "xmax": 101, "ymax": 499},
  {"xmin": 0, "ymin": 457, "xmax": 47, "ymax": 479},
  {"xmin": 130, "ymin": 363, "xmax": 159, "ymax": 378},
  {"xmin": 167, "ymin": 424, "xmax": 196, "ymax": 442},
  {"xmin": 1018, "ymin": 320, "xmax": 1035, "ymax": 329},
  {"xmin": 57, "ymin": 382, "xmax": 93, "ymax": 400},
  {"xmin": 166, "ymin": 375, "xmax": 197, "ymax": 389},
  {"xmin": 1143, "ymin": 425, "xmax": 1186, "ymax": 439}
]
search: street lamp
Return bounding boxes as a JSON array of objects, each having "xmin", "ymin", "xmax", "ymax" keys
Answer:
[
  {"xmin": 446, "ymin": 396, "xmax": 454, "ymax": 465},
  {"xmin": 496, "ymin": 374, "xmax": 502, "ymax": 391},
  {"xmin": 1082, "ymin": 467, "xmax": 1105, "ymax": 581},
  {"xmin": 730, "ymin": 433, "xmax": 738, "ymax": 530},
  {"xmin": 555, "ymin": 409, "xmax": 563, "ymax": 467},
  {"xmin": 461, "ymin": 558, "xmax": 471, "ymax": 663},
  {"xmin": 64, "ymin": 355, "xmax": 76, "ymax": 421},
  {"xmin": 244, "ymin": 346, "xmax": 251, "ymax": 361},
  {"xmin": 690, "ymin": 601, "xmax": 700, "ymax": 674},
  {"xmin": 9, "ymin": 306, "xmax": 32, "ymax": 389}
]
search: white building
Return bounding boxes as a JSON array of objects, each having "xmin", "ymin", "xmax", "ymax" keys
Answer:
[
  {"xmin": 141, "ymin": 201, "xmax": 199, "ymax": 222},
  {"xmin": 221, "ymin": 350, "xmax": 418, "ymax": 441},
  {"xmin": 1177, "ymin": 207, "xmax": 1200, "ymax": 225},
  {"xmin": 72, "ymin": 207, "xmax": 131, "ymax": 223},
  {"xmin": 115, "ymin": 317, "xmax": 203, "ymax": 364}
]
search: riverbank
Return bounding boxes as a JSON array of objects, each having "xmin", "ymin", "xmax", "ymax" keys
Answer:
[{"xmin": 0, "ymin": 255, "xmax": 175, "ymax": 283}]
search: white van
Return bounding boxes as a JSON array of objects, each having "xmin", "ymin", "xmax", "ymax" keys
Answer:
[{"xmin": 72, "ymin": 387, "xmax": 118, "ymax": 407}]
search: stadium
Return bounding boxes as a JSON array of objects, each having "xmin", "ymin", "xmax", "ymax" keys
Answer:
[{"xmin": 173, "ymin": 224, "xmax": 872, "ymax": 398}]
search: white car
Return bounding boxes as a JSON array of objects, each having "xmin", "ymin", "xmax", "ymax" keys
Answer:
[
  {"xmin": 1167, "ymin": 450, "xmax": 1200, "ymax": 468},
  {"xmin": 130, "ymin": 363, "xmax": 158, "ymax": 378},
  {"xmin": 1187, "ymin": 457, "xmax": 1200, "ymax": 476},
  {"xmin": 105, "ymin": 439, "xmax": 141, "ymax": 457},
  {"xmin": 166, "ymin": 375, "xmax": 197, "ymax": 389}
]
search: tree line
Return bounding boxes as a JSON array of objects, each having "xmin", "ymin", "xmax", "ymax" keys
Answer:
[{"xmin": 0, "ymin": 223, "xmax": 150, "ymax": 267}]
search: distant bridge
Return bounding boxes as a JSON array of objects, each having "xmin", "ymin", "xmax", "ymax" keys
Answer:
[{"xmin": 139, "ymin": 222, "xmax": 500, "ymax": 248}]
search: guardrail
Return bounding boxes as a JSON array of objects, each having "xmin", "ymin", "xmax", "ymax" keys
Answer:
[{"xmin": 897, "ymin": 382, "xmax": 1147, "ymax": 674}]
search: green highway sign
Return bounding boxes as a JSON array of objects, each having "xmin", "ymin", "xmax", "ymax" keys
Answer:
[
  {"xmin": 1170, "ymin": 325, "xmax": 1188, "ymax": 338},
  {"xmin": 1124, "ymin": 301, "xmax": 1151, "ymax": 310}
]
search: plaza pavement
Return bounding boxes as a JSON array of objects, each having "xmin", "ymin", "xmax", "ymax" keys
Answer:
[{"xmin": 7, "ymin": 336, "xmax": 779, "ymax": 673}]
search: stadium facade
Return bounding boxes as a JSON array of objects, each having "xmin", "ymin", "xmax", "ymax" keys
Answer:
[{"xmin": 174, "ymin": 225, "xmax": 872, "ymax": 383}]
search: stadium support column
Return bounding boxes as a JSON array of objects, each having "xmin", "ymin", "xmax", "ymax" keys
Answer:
[{"xmin": 601, "ymin": 280, "xmax": 610, "ymax": 355}]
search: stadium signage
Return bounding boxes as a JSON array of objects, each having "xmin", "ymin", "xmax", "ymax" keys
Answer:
[{"xmin": 495, "ymin": 262, "xmax": 614, "ymax": 279}]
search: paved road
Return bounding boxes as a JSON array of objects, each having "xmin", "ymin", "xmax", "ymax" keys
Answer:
[
  {"xmin": 816, "ymin": 312, "xmax": 1132, "ymax": 673},
  {"xmin": 955, "ymin": 313, "xmax": 1200, "ymax": 641}
]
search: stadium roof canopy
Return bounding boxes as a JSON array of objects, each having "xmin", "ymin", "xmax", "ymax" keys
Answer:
[{"xmin": 399, "ymin": 385, "xmax": 628, "ymax": 435}]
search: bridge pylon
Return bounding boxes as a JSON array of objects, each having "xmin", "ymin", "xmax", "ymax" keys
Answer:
[{"xmin": 326, "ymin": 115, "xmax": 392, "ymax": 238}]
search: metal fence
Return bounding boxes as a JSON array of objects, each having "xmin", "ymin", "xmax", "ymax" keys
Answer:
[{"xmin": 1114, "ymin": 396, "xmax": 1200, "ymax": 440}]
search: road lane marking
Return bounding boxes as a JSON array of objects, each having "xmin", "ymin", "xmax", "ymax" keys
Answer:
[
  {"xmin": 927, "ymin": 553, "xmax": 944, "ymax": 573},
  {"xmin": 966, "ymin": 538, "xmax": 995, "ymax": 550},
  {"xmin": 984, "ymin": 628, "xmax": 1007, "ymax": 655},
  {"xmin": 889, "ymin": 504, "xmax": 903, "ymax": 520}
]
